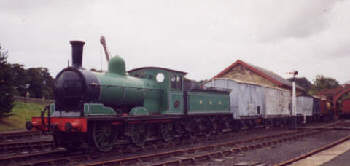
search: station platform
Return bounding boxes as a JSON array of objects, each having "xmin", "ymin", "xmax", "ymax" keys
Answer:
[
  {"xmin": 290, "ymin": 139, "xmax": 350, "ymax": 166},
  {"xmin": 322, "ymin": 150, "xmax": 350, "ymax": 166}
]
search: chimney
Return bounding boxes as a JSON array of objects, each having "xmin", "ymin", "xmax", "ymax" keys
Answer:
[{"xmin": 70, "ymin": 41, "xmax": 85, "ymax": 68}]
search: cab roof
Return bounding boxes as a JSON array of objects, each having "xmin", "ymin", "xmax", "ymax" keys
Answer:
[{"xmin": 128, "ymin": 66, "xmax": 187, "ymax": 75}]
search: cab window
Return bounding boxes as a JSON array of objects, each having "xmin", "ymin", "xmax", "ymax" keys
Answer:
[
  {"xmin": 156, "ymin": 73, "xmax": 165, "ymax": 83},
  {"xmin": 170, "ymin": 74, "xmax": 177, "ymax": 89},
  {"xmin": 170, "ymin": 74, "xmax": 182, "ymax": 90},
  {"xmin": 176, "ymin": 75, "xmax": 182, "ymax": 90}
]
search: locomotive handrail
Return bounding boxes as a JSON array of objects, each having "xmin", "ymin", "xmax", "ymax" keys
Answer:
[
  {"xmin": 40, "ymin": 105, "xmax": 50, "ymax": 133},
  {"xmin": 99, "ymin": 84, "xmax": 162, "ymax": 90},
  {"xmin": 47, "ymin": 105, "xmax": 51, "ymax": 132}
]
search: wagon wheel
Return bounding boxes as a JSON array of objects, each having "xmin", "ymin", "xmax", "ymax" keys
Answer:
[
  {"xmin": 231, "ymin": 120, "xmax": 241, "ymax": 131},
  {"xmin": 160, "ymin": 123, "xmax": 174, "ymax": 142},
  {"xmin": 130, "ymin": 124, "xmax": 147, "ymax": 147},
  {"xmin": 209, "ymin": 117, "xmax": 220, "ymax": 134},
  {"xmin": 196, "ymin": 118, "xmax": 207, "ymax": 132},
  {"xmin": 198, "ymin": 117, "xmax": 211, "ymax": 138},
  {"xmin": 224, "ymin": 117, "xmax": 233, "ymax": 129},
  {"xmin": 248, "ymin": 119, "xmax": 256, "ymax": 129},
  {"xmin": 92, "ymin": 122, "xmax": 115, "ymax": 152}
]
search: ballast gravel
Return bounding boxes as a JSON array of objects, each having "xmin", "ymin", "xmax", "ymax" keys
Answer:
[{"xmin": 202, "ymin": 129, "xmax": 350, "ymax": 166}]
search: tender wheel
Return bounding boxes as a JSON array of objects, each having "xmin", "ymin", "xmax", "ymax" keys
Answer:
[
  {"xmin": 92, "ymin": 122, "xmax": 114, "ymax": 152},
  {"xmin": 160, "ymin": 123, "xmax": 174, "ymax": 142},
  {"xmin": 174, "ymin": 121, "xmax": 185, "ymax": 137}
]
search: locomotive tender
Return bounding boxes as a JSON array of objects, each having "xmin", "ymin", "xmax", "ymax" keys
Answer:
[{"xmin": 27, "ymin": 41, "xmax": 232, "ymax": 151}]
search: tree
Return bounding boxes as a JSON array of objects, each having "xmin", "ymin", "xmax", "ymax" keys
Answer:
[
  {"xmin": 310, "ymin": 75, "xmax": 339, "ymax": 94},
  {"xmin": 26, "ymin": 68, "xmax": 54, "ymax": 99},
  {"xmin": 287, "ymin": 77, "xmax": 312, "ymax": 92},
  {"xmin": 11, "ymin": 63, "xmax": 28, "ymax": 97},
  {"xmin": 0, "ymin": 44, "xmax": 14, "ymax": 117},
  {"xmin": 40, "ymin": 68, "xmax": 54, "ymax": 99}
]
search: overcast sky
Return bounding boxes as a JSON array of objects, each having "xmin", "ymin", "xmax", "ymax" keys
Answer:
[{"xmin": 1, "ymin": 0, "xmax": 349, "ymax": 83}]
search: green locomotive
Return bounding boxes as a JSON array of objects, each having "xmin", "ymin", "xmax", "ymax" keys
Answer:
[{"xmin": 27, "ymin": 40, "xmax": 232, "ymax": 151}]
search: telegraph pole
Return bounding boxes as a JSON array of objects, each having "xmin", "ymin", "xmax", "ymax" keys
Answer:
[{"xmin": 289, "ymin": 71, "xmax": 298, "ymax": 129}]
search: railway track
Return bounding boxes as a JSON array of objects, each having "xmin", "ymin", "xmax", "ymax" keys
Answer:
[
  {"xmin": 18, "ymin": 151, "xmax": 90, "ymax": 166},
  {"xmin": 3, "ymin": 128, "xmax": 297, "ymax": 166},
  {"xmin": 0, "ymin": 148, "xmax": 66, "ymax": 166},
  {"xmin": 0, "ymin": 130, "xmax": 54, "ymax": 158},
  {"xmin": 0, "ymin": 130, "xmax": 57, "ymax": 166},
  {"xmin": 82, "ymin": 129, "xmax": 321, "ymax": 166},
  {"xmin": 0, "ymin": 130, "xmax": 42, "ymax": 143},
  {"xmin": 1, "ymin": 121, "xmax": 341, "ymax": 166},
  {"xmin": 0, "ymin": 139, "xmax": 54, "ymax": 155},
  {"xmin": 80, "ymin": 121, "xmax": 343, "ymax": 166}
]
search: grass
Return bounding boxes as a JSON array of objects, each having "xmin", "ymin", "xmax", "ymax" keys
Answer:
[{"xmin": 0, "ymin": 102, "xmax": 44, "ymax": 132}]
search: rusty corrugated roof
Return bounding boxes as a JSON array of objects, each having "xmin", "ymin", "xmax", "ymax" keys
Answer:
[{"xmin": 317, "ymin": 86, "xmax": 344, "ymax": 97}]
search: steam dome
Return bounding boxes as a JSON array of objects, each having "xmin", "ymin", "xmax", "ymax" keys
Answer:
[{"xmin": 108, "ymin": 55, "xmax": 125, "ymax": 75}]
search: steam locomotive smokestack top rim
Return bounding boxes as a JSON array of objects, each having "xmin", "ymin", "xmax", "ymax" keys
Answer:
[
  {"xmin": 70, "ymin": 40, "xmax": 85, "ymax": 68},
  {"xmin": 70, "ymin": 40, "xmax": 85, "ymax": 46}
]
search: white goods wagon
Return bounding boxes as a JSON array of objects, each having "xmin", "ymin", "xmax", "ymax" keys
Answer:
[
  {"xmin": 204, "ymin": 79, "xmax": 264, "ymax": 119},
  {"xmin": 263, "ymin": 87, "xmax": 291, "ymax": 118},
  {"xmin": 296, "ymin": 96, "xmax": 314, "ymax": 116},
  {"xmin": 204, "ymin": 78, "xmax": 294, "ymax": 120}
]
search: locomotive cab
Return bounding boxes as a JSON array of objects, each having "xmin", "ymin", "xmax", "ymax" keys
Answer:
[{"xmin": 128, "ymin": 67, "xmax": 187, "ymax": 115}]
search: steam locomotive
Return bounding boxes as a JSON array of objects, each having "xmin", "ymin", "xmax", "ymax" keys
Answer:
[
  {"xmin": 26, "ymin": 39, "xmax": 334, "ymax": 152},
  {"xmin": 26, "ymin": 40, "xmax": 232, "ymax": 151}
]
